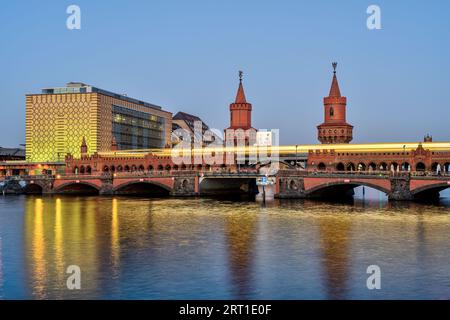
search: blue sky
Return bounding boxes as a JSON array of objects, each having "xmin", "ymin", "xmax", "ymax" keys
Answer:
[{"xmin": 1, "ymin": 0, "xmax": 450, "ymax": 146}]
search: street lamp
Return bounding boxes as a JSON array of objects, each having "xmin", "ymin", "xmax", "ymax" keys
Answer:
[{"xmin": 295, "ymin": 144, "xmax": 298, "ymax": 169}]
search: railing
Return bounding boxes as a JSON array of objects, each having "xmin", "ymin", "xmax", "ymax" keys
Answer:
[
  {"xmin": 3, "ymin": 169, "xmax": 450, "ymax": 181},
  {"xmin": 201, "ymin": 171, "xmax": 261, "ymax": 177},
  {"xmin": 305, "ymin": 170, "xmax": 391, "ymax": 177},
  {"xmin": 305, "ymin": 170, "xmax": 450, "ymax": 178}
]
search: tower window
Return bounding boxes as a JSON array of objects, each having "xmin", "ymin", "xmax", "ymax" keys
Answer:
[{"xmin": 329, "ymin": 107, "xmax": 334, "ymax": 117}]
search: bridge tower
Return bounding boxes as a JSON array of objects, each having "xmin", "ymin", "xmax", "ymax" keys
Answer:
[
  {"xmin": 317, "ymin": 63, "xmax": 353, "ymax": 144},
  {"xmin": 225, "ymin": 71, "xmax": 256, "ymax": 146}
]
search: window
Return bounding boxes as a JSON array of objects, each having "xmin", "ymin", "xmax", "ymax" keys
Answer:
[
  {"xmin": 112, "ymin": 105, "xmax": 166, "ymax": 150},
  {"xmin": 329, "ymin": 107, "xmax": 334, "ymax": 117}
]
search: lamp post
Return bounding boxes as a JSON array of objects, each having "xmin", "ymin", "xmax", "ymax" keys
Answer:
[{"xmin": 295, "ymin": 144, "xmax": 298, "ymax": 169}]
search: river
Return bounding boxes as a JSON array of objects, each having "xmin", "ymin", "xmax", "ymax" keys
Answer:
[{"xmin": 0, "ymin": 189, "xmax": 450, "ymax": 300}]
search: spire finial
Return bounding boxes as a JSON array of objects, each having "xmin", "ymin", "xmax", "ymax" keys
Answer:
[
  {"xmin": 332, "ymin": 62, "xmax": 338, "ymax": 74},
  {"xmin": 239, "ymin": 70, "xmax": 243, "ymax": 83}
]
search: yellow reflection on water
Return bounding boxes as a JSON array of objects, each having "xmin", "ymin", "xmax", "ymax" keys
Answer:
[
  {"xmin": 31, "ymin": 198, "xmax": 46, "ymax": 299},
  {"xmin": 54, "ymin": 198, "xmax": 64, "ymax": 289},
  {"xmin": 224, "ymin": 211, "xmax": 257, "ymax": 298},
  {"xmin": 111, "ymin": 198, "xmax": 120, "ymax": 274},
  {"xmin": 20, "ymin": 196, "xmax": 450, "ymax": 299},
  {"xmin": 318, "ymin": 215, "xmax": 351, "ymax": 299}
]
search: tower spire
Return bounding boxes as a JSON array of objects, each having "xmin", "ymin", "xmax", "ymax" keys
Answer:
[
  {"xmin": 317, "ymin": 62, "xmax": 353, "ymax": 144},
  {"xmin": 235, "ymin": 70, "xmax": 247, "ymax": 103},
  {"xmin": 227, "ymin": 70, "xmax": 253, "ymax": 131},
  {"xmin": 329, "ymin": 62, "xmax": 341, "ymax": 97},
  {"xmin": 80, "ymin": 136, "xmax": 88, "ymax": 155}
]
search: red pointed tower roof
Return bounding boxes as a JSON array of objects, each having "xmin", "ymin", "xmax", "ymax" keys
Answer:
[
  {"xmin": 329, "ymin": 62, "xmax": 341, "ymax": 97},
  {"xmin": 227, "ymin": 70, "xmax": 253, "ymax": 130},
  {"xmin": 235, "ymin": 76, "xmax": 247, "ymax": 103}
]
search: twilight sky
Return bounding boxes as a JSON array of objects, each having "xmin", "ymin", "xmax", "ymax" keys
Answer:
[{"xmin": 1, "ymin": 0, "xmax": 450, "ymax": 147}]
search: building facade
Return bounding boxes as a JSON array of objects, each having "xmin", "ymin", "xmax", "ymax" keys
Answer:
[
  {"xmin": 25, "ymin": 82, "xmax": 172, "ymax": 163},
  {"xmin": 307, "ymin": 142, "xmax": 450, "ymax": 173},
  {"xmin": 317, "ymin": 63, "xmax": 353, "ymax": 144},
  {"xmin": 171, "ymin": 111, "xmax": 220, "ymax": 146}
]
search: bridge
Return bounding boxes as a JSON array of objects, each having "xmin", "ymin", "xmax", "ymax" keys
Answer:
[{"xmin": 2, "ymin": 169, "xmax": 450, "ymax": 201}]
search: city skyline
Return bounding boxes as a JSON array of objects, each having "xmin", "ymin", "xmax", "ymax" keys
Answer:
[{"xmin": 2, "ymin": 0, "xmax": 450, "ymax": 148}]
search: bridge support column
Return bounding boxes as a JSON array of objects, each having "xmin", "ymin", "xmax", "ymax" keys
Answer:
[
  {"xmin": 275, "ymin": 173, "xmax": 306, "ymax": 199},
  {"xmin": 389, "ymin": 176, "xmax": 413, "ymax": 201},
  {"xmin": 100, "ymin": 176, "xmax": 114, "ymax": 195},
  {"xmin": 172, "ymin": 172, "xmax": 198, "ymax": 196}
]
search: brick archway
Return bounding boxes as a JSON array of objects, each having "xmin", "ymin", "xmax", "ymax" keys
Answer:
[
  {"xmin": 23, "ymin": 183, "xmax": 44, "ymax": 194},
  {"xmin": 411, "ymin": 182, "xmax": 450, "ymax": 197},
  {"xmin": 54, "ymin": 181, "xmax": 101, "ymax": 194},
  {"xmin": 306, "ymin": 180, "xmax": 391, "ymax": 197},
  {"xmin": 113, "ymin": 180, "xmax": 172, "ymax": 193}
]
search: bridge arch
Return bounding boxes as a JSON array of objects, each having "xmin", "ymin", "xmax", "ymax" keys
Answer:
[
  {"xmin": 379, "ymin": 162, "xmax": 388, "ymax": 171},
  {"xmin": 306, "ymin": 180, "xmax": 390, "ymax": 198},
  {"xmin": 23, "ymin": 182, "xmax": 44, "ymax": 194},
  {"xmin": 346, "ymin": 162, "xmax": 355, "ymax": 172},
  {"xmin": 336, "ymin": 162, "xmax": 345, "ymax": 171},
  {"xmin": 431, "ymin": 162, "xmax": 445, "ymax": 173},
  {"xmin": 317, "ymin": 162, "xmax": 326, "ymax": 171},
  {"xmin": 54, "ymin": 181, "xmax": 100, "ymax": 195},
  {"xmin": 357, "ymin": 162, "xmax": 366, "ymax": 171},
  {"xmin": 401, "ymin": 162, "xmax": 410, "ymax": 171},
  {"xmin": 412, "ymin": 182, "xmax": 450, "ymax": 200},
  {"xmin": 114, "ymin": 180, "xmax": 171, "ymax": 196},
  {"xmin": 416, "ymin": 162, "xmax": 426, "ymax": 171},
  {"xmin": 368, "ymin": 162, "xmax": 376, "ymax": 171}
]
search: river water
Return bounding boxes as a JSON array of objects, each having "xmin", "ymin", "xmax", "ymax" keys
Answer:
[{"xmin": 0, "ymin": 189, "xmax": 450, "ymax": 300}]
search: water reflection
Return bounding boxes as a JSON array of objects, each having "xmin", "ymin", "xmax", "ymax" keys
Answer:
[
  {"xmin": 318, "ymin": 216, "xmax": 351, "ymax": 299},
  {"xmin": 225, "ymin": 210, "xmax": 257, "ymax": 299},
  {"xmin": 0, "ymin": 193, "xmax": 447, "ymax": 299}
]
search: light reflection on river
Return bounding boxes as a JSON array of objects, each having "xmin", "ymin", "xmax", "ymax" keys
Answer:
[{"xmin": 0, "ymin": 190, "xmax": 450, "ymax": 300}]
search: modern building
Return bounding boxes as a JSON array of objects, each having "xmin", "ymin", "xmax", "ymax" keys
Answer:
[
  {"xmin": 317, "ymin": 63, "xmax": 353, "ymax": 144},
  {"xmin": 25, "ymin": 82, "xmax": 172, "ymax": 162}
]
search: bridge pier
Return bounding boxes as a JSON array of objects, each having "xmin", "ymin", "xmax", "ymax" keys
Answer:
[
  {"xmin": 171, "ymin": 172, "xmax": 199, "ymax": 197},
  {"xmin": 275, "ymin": 172, "xmax": 307, "ymax": 199},
  {"xmin": 99, "ymin": 176, "xmax": 114, "ymax": 195},
  {"xmin": 388, "ymin": 176, "xmax": 413, "ymax": 201}
]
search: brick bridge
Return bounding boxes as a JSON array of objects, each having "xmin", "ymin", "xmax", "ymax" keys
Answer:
[{"xmin": 8, "ymin": 169, "xmax": 450, "ymax": 201}]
